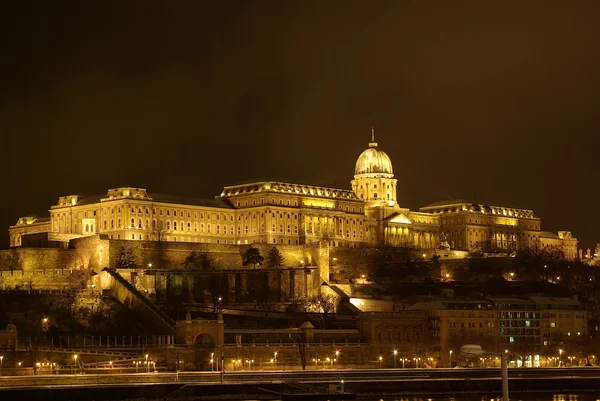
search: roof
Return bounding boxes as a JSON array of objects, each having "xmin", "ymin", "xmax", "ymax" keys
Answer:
[
  {"xmin": 221, "ymin": 181, "xmax": 359, "ymax": 200},
  {"xmin": 419, "ymin": 199, "xmax": 535, "ymax": 219},
  {"xmin": 487, "ymin": 297, "xmax": 536, "ymax": 306},
  {"xmin": 538, "ymin": 231, "xmax": 560, "ymax": 240},
  {"xmin": 148, "ymin": 193, "xmax": 233, "ymax": 209},
  {"xmin": 354, "ymin": 142, "xmax": 394, "ymax": 175},
  {"xmin": 530, "ymin": 297, "xmax": 580, "ymax": 307},
  {"xmin": 56, "ymin": 191, "xmax": 233, "ymax": 209},
  {"xmin": 349, "ymin": 298, "xmax": 397, "ymax": 312},
  {"xmin": 407, "ymin": 301, "xmax": 448, "ymax": 311}
]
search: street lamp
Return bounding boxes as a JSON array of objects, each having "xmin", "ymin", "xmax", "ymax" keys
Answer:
[
  {"xmin": 273, "ymin": 351, "xmax": 278, "ymax": 368},
  {"xmin": 211, "ymin": 353, "xmax": 215, "ymax": 372},
  {"xmin": 559, "ymin": 349, "xmax": 563, "ymax": 367},
  {"xmin": 109, "ymin": 361, "xmax": 113, "ymax": 369},
  {"xmin": 146, "ymin": 354, "xmax": 149, "ymax": 373},
  {"xmin": 393, "ymin": 350, "xmax": 398, "ymax": 369},
  {"xmin": 0, "ymin": 355, "xmax": 3, "ymax": 376},
  {"xmin": 148, "ymin": 263, "xmax": 153, "ymax": 268},
  {"xmin": 449, "ymin": 350, "xmax": 453, "ymax": 368},
  {"xmin": 378, "ymin": 355, "xmax": 383, "ymax": 369},
  {"xmin": 73, "ymin": 354, "xmax": 78, "ymax": 375},
  {"xmin": 335, "ymin": 350, "xmax": 340, "ymax": 367}
]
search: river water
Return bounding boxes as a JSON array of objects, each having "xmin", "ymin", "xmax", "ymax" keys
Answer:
[{"xmin": 128, "ymin": 393, "xmax": 600, "ymax": 401}]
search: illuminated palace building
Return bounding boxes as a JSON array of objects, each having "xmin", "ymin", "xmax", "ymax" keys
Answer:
[{"xmin": 9, "ymin": 136, "xmax": 578, "ymax": 259}]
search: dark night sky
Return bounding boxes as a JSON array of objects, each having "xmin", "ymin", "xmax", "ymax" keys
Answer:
[{"xmin": 1, "ymin": 1, "xmax": 599, "ymax": 249}]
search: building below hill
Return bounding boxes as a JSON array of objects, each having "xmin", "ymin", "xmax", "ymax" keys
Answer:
[{"xmin": 8, "ymin": 134, "xmax": 578, "ymax": 259}]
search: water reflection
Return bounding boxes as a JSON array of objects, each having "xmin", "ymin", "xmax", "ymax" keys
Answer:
[{"xmin": 369, "ymin": 394, "xmax": 597, "ymax": 401}]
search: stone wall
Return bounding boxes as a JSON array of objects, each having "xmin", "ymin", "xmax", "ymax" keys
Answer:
[
  {"xmin": 0, "ymin": 269, "xmax": 89, "ymax": 290},
  {"xmin": 105, "ymin": 239, "xmax": 327, "ymax": 272},
  {"xmin": 0, "ymin": 248, "xmax": 80, "ymax": 272},
  {"xmin": 70, "ymin": 235, "xmax": 111, "ymax": 272}
]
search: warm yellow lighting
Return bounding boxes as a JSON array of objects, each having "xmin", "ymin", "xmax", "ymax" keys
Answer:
[
  {"xmin": 148, "ymin": 263, "xmax": 153, "ymax": 268},
  {"xmin": 378, "ymin": 356, "xmax": 383, "ymax": 361}
]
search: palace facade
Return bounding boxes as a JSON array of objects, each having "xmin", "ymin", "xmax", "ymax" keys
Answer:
[{"xmin": 8, "ymin": 137, "xmax": 578, "ymax": 259}]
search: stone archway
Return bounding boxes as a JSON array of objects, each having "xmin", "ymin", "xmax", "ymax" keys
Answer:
[{"xmin": 194, "ymin": 333, "xmax": 216, "ymax": 371}]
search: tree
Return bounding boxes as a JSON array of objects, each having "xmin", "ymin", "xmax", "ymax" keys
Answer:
[
  {"xmin": 115, "ymin": 246, "xmax": 137, "ymax": 269},
  {"xmin": 0, "ymin": 249, "xmax": 21, "ymax": 271},
  {"xmin": 242, "ymin": 247, "xmax": 263, "ymax": 269},
  {"xmin": 147, "ymin": 220, "xmax": 168, "ymax": 268},
  {"xmin": 184, "ymin": 250, "xmax": 213, "ymax": 270},
  {"xmin": 300, "ymin": 294, "xmax": 336, "ymax": 329},
  {"xmin": 266, "ymin": 247, "xmax": 284, "ymax": 268},
  {"xmin": 184, "ymin": 250, "xmax": 202, "ymax": 269}
]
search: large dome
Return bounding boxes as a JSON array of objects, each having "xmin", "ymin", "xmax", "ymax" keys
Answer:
[{"xmin": 355, "ymin": 141, "xmax": 393, "ymax": 175}]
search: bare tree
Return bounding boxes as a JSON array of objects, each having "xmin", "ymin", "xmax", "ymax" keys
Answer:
[
  {"xmin": 147, "ymin": 220, "xmax": 168, "ymax": 268},
  {"xmin": 300, "ymin": 294, "xmax": 336, "ymax": 329}
]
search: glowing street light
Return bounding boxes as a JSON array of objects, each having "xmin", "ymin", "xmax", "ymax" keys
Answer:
[
  {"xmin": 146, "ymin": 354, "xmax": 149, "ymax": 373},
  {"xmin": 559, "ymin": 349, "xmax": 563, "ymax": 366},
  {"xmin": 449, "ymin": 350, "xmax": 453, "ymax": 367},
  {"xmin": 335, "ymin": 350, "xmax": 340, "ymax": 367},
  {"xmin": 73, "ymin": 354, "xmax": 78, "ymax": 374},
  {"xmin": 0, "ymin": 355, "xmax": 3, "ymax": 376},
  {"xmin": 378, "ymin": 355, "xmax": 383, "ymax": 369},
  {"xmin": 148, "ymin": 263, "xmax": 153, "ymax": 268},
  {"xmin": 393, "ymin": 350, "xmax": 398, "ymax": 369}
]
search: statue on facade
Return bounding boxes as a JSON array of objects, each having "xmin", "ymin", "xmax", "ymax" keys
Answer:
[{"xmin": 439, "ymin": 232, "xmax": 451, "ymax": 251}]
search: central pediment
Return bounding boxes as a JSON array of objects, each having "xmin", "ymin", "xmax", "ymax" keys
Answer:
[{"xmin": 387, "ymin": 213, "xmax": 412, "ymax": 225}]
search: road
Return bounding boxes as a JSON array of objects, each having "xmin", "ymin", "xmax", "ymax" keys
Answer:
[{"xmin": 1, "ymin": 367, "xmax": 600, "ymax": 389}]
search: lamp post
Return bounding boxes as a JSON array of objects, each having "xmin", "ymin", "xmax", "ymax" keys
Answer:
[
  {"xmin": 461, "ymin": 344, "xmax": 509, "ymax": 401},
  {"xmin": 559, "ymin": 349, "xmax": 563, "ymax": 367},
  {"xmin": 449, "ymin": 350, "xmax": 453, "ymax": 368},
  {"xmin": 401, "ymin": 357, "xmax": 405, "ymax": 369},
  {"xmin": 273, "ymin": 351, "xmax": 278, "ymax": 369},
  {"xmin": 335, "ymin": 350, "xmax": 340, "ymax": 368},
  {"xmin": 378, "ymin": 356, "xmax": 383, "ymax": 369},
  {"xmin": 146, "ymin": 354, "xmax": 149, "ymax": 373},
  {"xmin": 393, "ymin": 350, "xmax": 397, "ymax": 369},
  {"xmin": 73, "ymin": 354, "xmax": 78, "ymax": 375},
  {"xmin": 0, "ymin": 355, "xmax": 3, "ymax": 376}
]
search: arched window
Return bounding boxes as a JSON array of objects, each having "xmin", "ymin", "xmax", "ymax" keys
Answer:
[
  {"xmin": 373, "ymin": 193, "xmax": 378, "ymax": 199},
  {"xmin": 103, "ymin": 220, "xmax": 107, "ymax": 230},
  {"xmin": 85, "ymin": 224, "xmax": 89, "ymax": 233}
]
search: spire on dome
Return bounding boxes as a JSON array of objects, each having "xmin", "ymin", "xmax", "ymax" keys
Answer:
[{"xmin": 369, "ymin": 127, "xmax": 378, "ymax": 148}]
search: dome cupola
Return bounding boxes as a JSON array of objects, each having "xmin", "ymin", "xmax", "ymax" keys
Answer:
[
  {"xmin": 354, "ymin": 128, "xmax": 393, "ymax": 176},
  {"xmin": 351, "ymin": 128, "xmax": 398, "ymax": 208}
]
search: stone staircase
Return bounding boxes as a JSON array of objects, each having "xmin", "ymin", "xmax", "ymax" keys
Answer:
[{"xmin": 102, "ymin": 268, "xmax": 175, "ymax": 334}]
